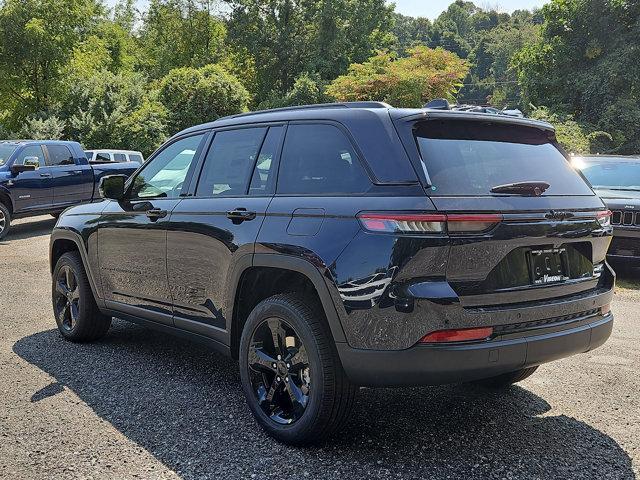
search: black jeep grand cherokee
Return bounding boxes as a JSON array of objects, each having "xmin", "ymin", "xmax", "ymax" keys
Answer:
[{"xmin": 50, "ymin": 102, "xmax": 615, "ymax": 444}]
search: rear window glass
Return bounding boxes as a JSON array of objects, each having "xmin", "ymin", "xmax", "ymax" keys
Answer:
[
  {"xmin": 0, "ymin": 144, "xmax": 17, "ymax": 165},
  {"xmin": 414, "ymin": 120, "xmax": 593, "ymax": 196}
]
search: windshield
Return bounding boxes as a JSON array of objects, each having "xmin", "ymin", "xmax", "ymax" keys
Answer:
[
  {"xmin": 577, "ymin": 158, "xmax": 640, "ymax": 191},
  {"xmin": 0, "ymin": 144, "xmax": 17, "ymax": 166},
  {"xmin": 414, "ymin": 120, "xmax": 594, "ymax": 196}
]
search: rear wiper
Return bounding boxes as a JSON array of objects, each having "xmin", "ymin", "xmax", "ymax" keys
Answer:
[{"xmin": 490, "ymin": 181, "xmax": 550, "ymax": 196}]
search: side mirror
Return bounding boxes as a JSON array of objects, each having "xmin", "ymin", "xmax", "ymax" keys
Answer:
[
  {"xmin": 99, "ymin": 175, "xmax": 127, "ymax": 200},
  {"xmin": 23, "ymin": 156, "xmax": 41, "ymax": 168},
  {"xmin": 10, "ymin": 163, "xmax": 37, "ymax": 174}
]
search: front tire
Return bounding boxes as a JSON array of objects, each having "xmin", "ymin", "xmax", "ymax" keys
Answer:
[
  {"xmin": 52, "ymin": 252, "xmax": 111, "ymax": 342},
  {"xmin": 0, "ymin": 202, "xmax": 11, "ymax": 241},
  {"xmin": 475, "ymin": 366, "xmax": 539, "ymax": 388},
  {"xmin": 239, "ymin": 293, "xmax": 357, "ymax": 445}
]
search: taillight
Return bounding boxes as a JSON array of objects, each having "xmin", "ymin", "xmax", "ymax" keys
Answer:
[
  {"xmin": 358, "ymin": 213, "xmax": 446, "ymax": 233},
  {"xmin": 420, "ymin": 327, "xmax": 494, "ymax": 343},
  {"xmin": 596, "ymin": 210, "xmax": 612, "ymax": 227},
  {"xmin": 358, "ymin": 212, "xmax": 502, "ymax": 234}
]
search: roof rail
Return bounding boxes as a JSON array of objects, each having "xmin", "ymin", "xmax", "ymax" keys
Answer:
[{"xmin": 219, "ymin": 101, "xmax": 392, "ymax": 121}]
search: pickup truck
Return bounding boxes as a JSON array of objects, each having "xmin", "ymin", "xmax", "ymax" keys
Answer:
[{"xmin": 0, "ymin": 140, "xmax": 139, "ymax": 240}]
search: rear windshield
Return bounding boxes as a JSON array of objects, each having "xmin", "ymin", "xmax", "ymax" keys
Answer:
[
  {"xmin": 414, "ymin": 120, "xmax": 594, "ymax": 196},
  {"xmin": 578, "ymin": 159, "xmax": 640, "ymax": 191}
]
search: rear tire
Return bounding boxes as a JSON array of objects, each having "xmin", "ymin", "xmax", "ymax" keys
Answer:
[
  {"xmin": 475, "ymin": 366, "xmax": 539, "ymax": 388},
  {"xmin": 239, "ymin": 293, "xmax": 357, "ymax": 445},
  {"xmin": 52, "ymin": 252, "xmax": 111, "ymax": 342},
  {"xmin": 0, "ymin": 202, "xmax": 11, "ymax": 241}
]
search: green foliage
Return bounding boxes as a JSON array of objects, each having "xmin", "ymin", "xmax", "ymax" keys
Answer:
[
  {"xmin": 0, "ymin": 0, "xmax": 102, "ymax": 127},
  {"xmin": 60, "ymin": 71, "xmax": 167, "ymax": 155},
  {"xmin": 139, "ymin": 0, "xmax": 227, "ymax": 79},
  {"xmin": 225, "ymin": 0, "xmax": 394, "ymax": 100},
  {"xmin": 158, "ymin": 64, "xmax": 250, "ymax": 134},
  {"xmin": 18, "ymin": 116, "xmax": 66, "ymax": 140},
  {"xmin": 326, "ymin": 46, "xmax": 468, "ymax": 108},
  {"xmin": 258, "ymin": 73, "xmax": 330, "ymax": 110},
  {"xmin": 514, "ymin": 0, "xmax": 640, "ymax": 153}
]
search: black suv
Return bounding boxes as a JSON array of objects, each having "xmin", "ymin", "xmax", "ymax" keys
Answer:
[
  {"xmin": 50, "ymin": 102, "xmax": 615, "ymax": 445},
  {"xmin": 574, "ymin": 155, "xmax": 640, "ymax": 267}
]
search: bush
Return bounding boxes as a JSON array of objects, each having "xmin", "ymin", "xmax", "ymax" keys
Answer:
[
  {"xmin": 258, "ymin": 73, "xmax": 330, "ymax": 110},
  {"xmin": 158, "ymin": 64, "xmax": 250, "ymax": 134},
  {"xmin": 326, "ymin": 46, "xmax": 468, "ymax": 108}
]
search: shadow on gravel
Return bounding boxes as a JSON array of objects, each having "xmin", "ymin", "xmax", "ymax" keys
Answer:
[
  {"xmin": 14, "ymin": 320, "xmax": 635, "ymax": 480},
  {"xmin": 0, "ymin": 216, "xmax": 56, "ymax": 244}
]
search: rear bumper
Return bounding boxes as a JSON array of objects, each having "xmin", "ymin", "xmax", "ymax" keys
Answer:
[{"xmin": 338, "ymin": 313, "xmax": 613, "ymax": 387}]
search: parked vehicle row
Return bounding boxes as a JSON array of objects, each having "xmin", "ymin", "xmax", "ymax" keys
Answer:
[
  {"xmin": 49, "ymin": 101, "xmax": 615, "ymax": 445},
  {"xmin": 0, "ymin": 140, "xmax": 140, "ymax": 240}
]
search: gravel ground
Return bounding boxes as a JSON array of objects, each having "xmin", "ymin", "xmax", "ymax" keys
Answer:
[{"xmin": 1, "ymin": 216, "xmax": 639, "ymax": 480}]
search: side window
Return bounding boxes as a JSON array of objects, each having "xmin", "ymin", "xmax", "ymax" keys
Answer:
[
  {"xmin": 249, "ymin": 126, "xmax": 284, "ymax": 196},
  {"xmin": 129, "ymin": 154, "xmax": 143, "ymax": 163},
  {"xmin": 95, "ymin": 152, "xmax": 112, "ymax": 162},
  {"xmin": 15, "ymin": 145, "xmax": 46, "ymax": 168},
  {"xmin": 131, "ymin": 134, "xmax": 205, "ymax": 199},
  {"xmin": 113, "ymin": 153, "xmax": 127, "ymax": 162},
  {"xmin": 277, "ymin": 124, "xmax": 371, "ymax": 195},
  {"xmin": 195, "ymin": 128, "xmax": 267, "ymax": 197},
  {"xmin": 46, "ymin": 145, "xmax": 75, "ymax": 166}
]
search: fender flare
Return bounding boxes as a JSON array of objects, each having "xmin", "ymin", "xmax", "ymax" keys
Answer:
[
  {"xmin": 226, "ymin": 253, "xmax": 347, "ymax": 356},
  {"xmin": 50, "ymin": 229, "xmax": 105, "ymax": 309},
  {"xmin": 0, "ymin": 186, "xmax": 14, "ymax": 213}
]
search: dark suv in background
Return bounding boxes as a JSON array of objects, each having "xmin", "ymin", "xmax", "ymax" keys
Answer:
[
  {"xmin": 574, "ymin": 155, "xmax": 640, "ymax": 267},
  {"xmin": 50, "ymin": 102, "xmax": 615, "ymax": 445}
]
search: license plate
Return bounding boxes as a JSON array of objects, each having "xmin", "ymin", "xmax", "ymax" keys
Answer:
[{"xmin": 528, "ymin": 248, "xmax": 570, "ymax": 285}]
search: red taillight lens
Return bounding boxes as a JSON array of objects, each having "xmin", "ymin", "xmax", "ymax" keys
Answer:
[
  {"xmin": 358, "ymin": 213, "xmax": 446, "ymax": 233},
  {"xmin": 596, "ymin": 210, "xmax": 612, "ymax": 227},
  {"xmin": 358, "ymin": 212, "xmax": 502, "ymax": 234},
  {"xmin": 420, "ymin": 327, "xmax": 494, "ymax": 343}
]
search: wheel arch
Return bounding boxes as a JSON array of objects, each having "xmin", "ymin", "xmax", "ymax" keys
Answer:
[
  {"xmin": 50, "ymin": 230, "xmax": 104, "ymax": 309},
  {"xmin": 0, "ymin": 188, "xmax": 13, "ymax": 215},
  {"xmin": 227, "ymin": 254, "xmax": 347, "ymax": 360}
]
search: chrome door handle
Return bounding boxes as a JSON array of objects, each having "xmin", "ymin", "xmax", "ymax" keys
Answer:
[{"xmin": 146, "ymin": 208, "xmax": 168, "ymax": 220}]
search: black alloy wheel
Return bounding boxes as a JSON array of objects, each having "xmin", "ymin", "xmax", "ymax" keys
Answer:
[
  {"xmin": 247, "ymin": 317, "xmax": 311, "ymax": 424},
  {"xmin": 0, "ymin": 203, "xmax": 9, "ymax": 240},
  {"xmin": 54, "ymin": 265, "xmax": 80, "ymax": 332},
  {"xmin": 51, "ymin": 252, "xmax": 111, "ymax": 342}
]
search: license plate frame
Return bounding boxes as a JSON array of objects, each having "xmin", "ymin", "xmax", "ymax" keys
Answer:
[{"xmin": 527, "ymin": 247, "xmax": 570, "ymax": 285}]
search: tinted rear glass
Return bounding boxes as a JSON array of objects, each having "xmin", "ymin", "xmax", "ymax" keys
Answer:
[
  {"xmin": 578, "ymin": 159, "xmax": 640, "ymax": 190},
  {"xmin": 414, "ymin": 120, "xmax": 593, "ymax": 196}
]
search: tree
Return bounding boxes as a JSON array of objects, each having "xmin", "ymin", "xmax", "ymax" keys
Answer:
[
  {"xmin": 513, "ymin": 0, "xmax": 640, "ymax": 153},
  {"xmin": 158, "ymin": 64, "xmax": 250, "ymax": 133},
  {"xmin": 0, "ymin": 0, "xmax": 102, "ymax": 127},
  {"xmin": 258, "ymin": 73, "xmax": 330, "ymax": 110},
  {"xmin": 326, "ymin": 46, "xmax": 468, "ymax": 108},
  {"xmin": 225, "ymin": 0, "xmax": 394, "ymax": 100},
  {"xmin": 139, "ymin": 0, "xmax": 227, "ymax": 79}
]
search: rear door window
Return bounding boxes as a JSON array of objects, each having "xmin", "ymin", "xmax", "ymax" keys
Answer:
[
  {"xmin": 414, "ymin": 120, "xmax": 593, "ymax": 196},
  {"xmin": 196, "ymin": 127, "xmax": 267, "ymax": 197},
  {"xmin": 46, "ymin": 145, "xmax": 75, "ymax": 166},
  {"xmin": 277, "ymin": 124, "xmax": 371, "ymax": 195},
  {"xmin": 113, "ymin": 153, "xmax": 127, "ymax": 162}
]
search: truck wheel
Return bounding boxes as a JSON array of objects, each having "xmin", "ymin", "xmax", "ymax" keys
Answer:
[
  {"xmin": 239, "ymin": 293, "xmax": 357, "ymax": 445},
  {"xmin": 0, "ymin": 202, "xmax": 10, "ymax": 240},
  {"xmin": 52, "ymin": 252, "xmax": 111, "ymax": 342},
  {"xmin": 475, "ymin": 366, "xmax": 539, "ymax": 388}
]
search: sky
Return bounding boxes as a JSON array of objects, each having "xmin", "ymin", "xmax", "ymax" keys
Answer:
[{"xmin": 108, "ymin": 0, "xmax": 550, "ymax": 19}]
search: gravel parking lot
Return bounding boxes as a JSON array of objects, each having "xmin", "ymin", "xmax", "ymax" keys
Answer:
[{"xmin": 1, "ymin": 216, "xmax": 639, "ymax": 480}]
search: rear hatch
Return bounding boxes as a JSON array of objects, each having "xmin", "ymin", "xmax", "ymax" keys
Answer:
[{"xmin": 395, "ymin": 114, "xmax": 613, "ymax": 308}]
